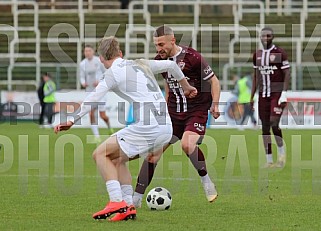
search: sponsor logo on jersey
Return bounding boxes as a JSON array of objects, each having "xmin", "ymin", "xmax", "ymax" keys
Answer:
[
  {"xmin": 204, "ymin": 65, "xmax": 212, "ymax": 75},
  {"xmin": 270, "ymin": 54, "xmax": 276, "ymax": 62},
  {"xmin": 258, "ymin": 65, "xmax": 278, "ymax": 75},
  {"xmin": 194, "ymin": 122, "xmax": 205, "ymax": 132},
  {"xmin": 178, "ymin": 61, "xmax": 185, "ymax": 70},
  {"xmin": 273, "ymin": 107, "xmax": 283, "ymax": 114}
]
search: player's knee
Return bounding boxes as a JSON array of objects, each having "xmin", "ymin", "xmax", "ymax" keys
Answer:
[
  {"xmin": 112, "ymin": 158, "xmax": 121, "ymax": 165},
  {"xmin": 262, "ymin": 124, "xmax": 270, "ymax": 135},
  {"xmin": 92, "ymin": 150, "xmax": 98, "ymax": 161},
  {"xmin": 271, "ymin": 125, "xmax": 282, "ymax": 137},
  {"xmin": 148, "ymin": 155, "xmax": 160, "ymax": 164},
  {"xmin": 181, "ymin": 141, "xmax": 196, "ymax": 155},
  {"xmin": 92, "ymin": 148, "xmax": 104, "ymax": 161},
  {"xmin": 146, "ymin": 153, "xmax": 161, "ymax": 164},
  {"xmin": 270, "ymin": 119, "xmax": 279, "ymax": 127}
]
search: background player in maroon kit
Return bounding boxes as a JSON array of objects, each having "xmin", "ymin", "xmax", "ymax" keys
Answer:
[
  {"xmin": 133, "ymin": 25, "xmax": 221, "ymax": 207},
  {"xmin": 250, "ymin": 27, "xmax": 290, "ymax": 167}
]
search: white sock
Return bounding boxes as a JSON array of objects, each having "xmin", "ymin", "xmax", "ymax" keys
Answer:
[
  {"xmin": 91, "ymin": 124, "xmax": 100, "ymax": 137},
  {"xmin": 277, "ymin": 145, "xmax": 285, "ymax": 156},
  {"xmin": 133, "ymin": 192, "xmax": 143, "ymax": 200},
  {"xmin": 201, "ymin": 174, "xmax": 212, "ymax": 184},
  {"xmin": 106, "ymin": 180, "xmax": 122, "ymax": 202},
  {"xmin": 266, "ymin": 154, "xmax": 273, "ymax": 163},
  {"xmin": 121, "ymin": 185, "xmax": 133, "ymax": 206}
]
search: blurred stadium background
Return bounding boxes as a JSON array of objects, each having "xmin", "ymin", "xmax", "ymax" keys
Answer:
[
  {"xmin": 2, "ymin": 2, "xmax": 321, "ymax": 230},
  {"xmin": 0, "ymin": 0, "xmax": 321, "ymax": 126}
]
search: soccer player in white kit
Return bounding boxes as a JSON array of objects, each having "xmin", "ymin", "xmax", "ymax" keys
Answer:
[
  {"xmin": 80, "ymin": 45, "xmax": 113, "ymax": 139},
  {"xmin": 54, "ymin": 36, "xmax": 197, "ymax": 221}
]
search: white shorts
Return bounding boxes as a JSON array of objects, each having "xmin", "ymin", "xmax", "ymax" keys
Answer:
[{"xmin": 114, "ymin": 123, "xmax": 172, "ymax": 158}]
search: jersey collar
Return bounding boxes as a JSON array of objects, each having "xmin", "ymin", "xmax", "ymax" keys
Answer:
[
  {"xmin": 262, "ymin": 44, "xmax": 275, "ymax": 51},
  {"xmin": 110, "ymin": 57, "xmax": 123, "ymax": 67},
  {"xmin": 168, "ymin": 46, "xmax": 182, "ymax": 61}
]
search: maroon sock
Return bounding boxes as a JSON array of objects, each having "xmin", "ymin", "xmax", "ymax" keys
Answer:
[
  {"xmin": 135, "ymin": 160, "xmax": 157, "ymax": 194},
  {"xmin": 188, "ymin": 148, "xmax": 207, "ymax": 177}
]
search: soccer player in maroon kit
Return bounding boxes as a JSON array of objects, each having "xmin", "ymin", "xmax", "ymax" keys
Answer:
[
  {"xmin": 250, "ymin": 27, "xmax": 290, "ymax": 167},
  {"xmin": 132, "ymin": 25, "xmax": 221, "ymax": 207}
]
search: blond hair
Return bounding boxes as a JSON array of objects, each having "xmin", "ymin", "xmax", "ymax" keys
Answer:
[{"xmin": 97, "ymin": 36, "xmax": 120, "ymax": 60}]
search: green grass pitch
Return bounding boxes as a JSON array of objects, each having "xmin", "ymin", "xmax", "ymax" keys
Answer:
[{"xmin": 1, "ymin": 122, "xmax": 321, "ymax": 230}]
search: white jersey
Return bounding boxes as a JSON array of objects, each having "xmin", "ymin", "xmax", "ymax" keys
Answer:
[
  {"xmin": 79, "ymin": 56, "xmax": 106, "ymax": 92},
  {"xmin": 75, "ymin": 58, "xmax": 184, "ymax": 125},
  {"xmin": 73, "ymin": 57, "xmax": 185, "ymax": 157}
]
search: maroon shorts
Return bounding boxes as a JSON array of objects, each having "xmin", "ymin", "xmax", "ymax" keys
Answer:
[
  {"xmin": 258, "ymin": 93, "xmax": 283, "ymax": 123},
  {"xmin": 169, "ymin": 110, "xmax": 209, "ymax": 144}
]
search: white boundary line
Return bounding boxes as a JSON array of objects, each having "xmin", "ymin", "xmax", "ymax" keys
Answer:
[{"xmin": 0, "ymin": 174, "xmax": 309, "ymax": 183}]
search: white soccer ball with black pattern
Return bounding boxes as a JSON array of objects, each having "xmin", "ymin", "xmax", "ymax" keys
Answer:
[{"xmin": 146, "ymin": 187, "xmax": 172, "ymax": 210}]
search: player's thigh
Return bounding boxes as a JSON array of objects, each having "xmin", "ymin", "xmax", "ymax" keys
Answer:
[
  {"xmin": 93, "ymin": 135, "xmax": 122, "ymax": 161},
  {"xmin": 169, "ymin": 117, "xmax": 185, "ymax": 144},
  {"xmin": 270, "ymin": 97, "xmax": 283, "ymax": 123},
  {"xmin": 183, "ymin": 111, "xmax": 208, "ymax": 145},
  {"xmin": 258, "ymin": 97, "xmax": 271, "ymax": 123}
]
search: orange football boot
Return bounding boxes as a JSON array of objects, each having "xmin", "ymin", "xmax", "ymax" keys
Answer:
[
  {"xmin": 109, "ymin": 205, "xmax": 137, "ymax": 222},
  {"xmin": 92, "ymin": 200, "xmax": 128, "ymax": 220}
]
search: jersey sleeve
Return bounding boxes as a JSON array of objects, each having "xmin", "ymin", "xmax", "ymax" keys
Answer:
[
  {"xmin": 71, "ymin": 71, "xmax": 116, "ymax": 123},
  {"xmin": 281, "ymin": 49, "xmax": 290, "ymax": 70},
  {"xmin": 147, "ymin": 60, "xmax": 185, "ymax": 81},
  {"xmin": 192, "ymin": 53, "xmax": 214, "ymax": 81}
]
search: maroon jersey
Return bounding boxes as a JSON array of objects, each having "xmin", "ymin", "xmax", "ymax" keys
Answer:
[
  {"xmin": 253, "ymin": 45, "xmax": 290, "ymax": 97},
  {"xmin": 155, "ymin": 46, "xmax": 214, "ymax": 114}
]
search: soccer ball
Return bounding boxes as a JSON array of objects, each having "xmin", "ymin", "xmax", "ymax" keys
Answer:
[{"xmin": 146, "ymin": 187, "xmax": 172, "ymax": 210}]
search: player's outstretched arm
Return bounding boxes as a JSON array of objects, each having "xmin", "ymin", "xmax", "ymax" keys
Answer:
[
  {"xmin": 278, "ymin": 68, "xmax": 290, "ymax": 108},
  {"xmin": 250, "ymin": 53, "xmax": 258, "ymax": 110},
  {"xmin": 209, "ymin": 75, "xmax": 220, "ymax": 119},
  {"xmin": 147, "ymin": 59, "xmax": 197, "ymax": 98},
  {"xmin": 54, "ymin": 121, "xmax": 74, "ymax": 134},
  {"xmin": 178, "ymin": 78, "xmax": 197, "ymax": 98},
  {"xmin": 54, "ymin": 80, "xmax": 110, "ymax": 134}
]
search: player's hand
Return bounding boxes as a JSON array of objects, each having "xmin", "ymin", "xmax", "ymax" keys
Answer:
[
  {"xmin": 94, "ymin": 81, "xmax": 99, "ymax": 87},
  {"xmin": 278, "ymin": 91, "xmax": 287, "ymax": 108},
  {"xmin": 210, "ymin": 103, "xmax": 220, "ymax": 119},
  {"xmin": 82, "ymin": 83, "xmax": 88, "ymax": 88},
  {"xmin": 54, "ymin": 121, "xmax": 74, "ymax": 134},
  {"xmin": 183, "ymin": 86, "xmax": 198, "ymax": 98}
]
